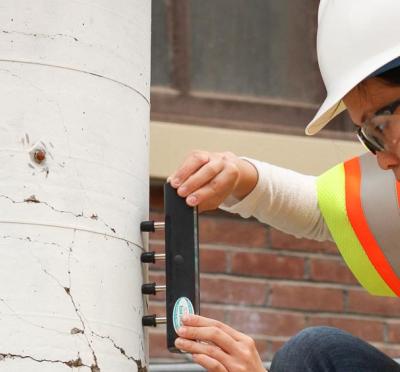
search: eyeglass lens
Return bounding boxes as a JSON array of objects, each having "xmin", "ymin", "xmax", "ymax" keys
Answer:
[{"xmin": 361, "ymin": 115, "xmax": 400, "ymax": 156}]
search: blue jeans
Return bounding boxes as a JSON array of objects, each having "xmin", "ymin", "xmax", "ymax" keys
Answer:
[{"xmin": 270, "ymin": 327, "xmax": 400, "ymax": 372}]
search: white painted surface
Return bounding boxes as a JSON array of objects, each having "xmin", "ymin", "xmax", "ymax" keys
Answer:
[{"xmin": 0, "ymin": 1, "xmax": 150, "ymax": 371}]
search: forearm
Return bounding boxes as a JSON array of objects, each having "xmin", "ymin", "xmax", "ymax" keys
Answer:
[{"xmin": 221, "ymin": 158, "xmax": 332, "ymax": 242}]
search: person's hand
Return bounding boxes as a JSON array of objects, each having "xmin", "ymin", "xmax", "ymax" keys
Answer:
[
  {"xmin": 175, "ymin": 314, "xmax": 266, "ymax": 372},
  {"xmin": 168, "ymin": 150, "xmax": 258, "ymax": 212}
]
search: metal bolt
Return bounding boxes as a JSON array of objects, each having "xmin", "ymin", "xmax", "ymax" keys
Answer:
[{"xmin": 33, "ymin": 149, "xmax": 46, "ymax": 164}]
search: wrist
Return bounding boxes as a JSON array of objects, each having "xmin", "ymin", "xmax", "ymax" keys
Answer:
[{"xmin": 231, "ymin": 158, "xmax": 259, "ymax": 200}]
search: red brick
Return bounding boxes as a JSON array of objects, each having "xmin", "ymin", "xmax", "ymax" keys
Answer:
[
  {"xmin": 310, "ymin": 257, "xmax": 358, "ymax": 285},
  {"xmin": 148, "ymin": 301, "xmax": 165, "ymax": 315},
  {"xmin": 150, "ymin": 184, "xmax": 164, "ymax": 211},
  {"xmin": 149, "ymin": 330, "xmax": 186, "ymax": 360},
  {"xmin": 200, "ymin": 275, "xmax": 267, "ymax": 306},
  {"xmin": 253, "ymin": 338, "xmax": 269, "ymax": 360},
  {"xmin": 200, "ymin": 216, "xmax": 268, "ymax": 248},
  {"xmin": 270, "ymin": 283, "xmax": 344, "ymax": 312},
  {"xmin": 232, "ymin": 251, "xmax": 304, "ymax": 279},
  {"xmin": 148, "ymin": 331, "xmax": 167, "ymax": 358},
  {"xmin": 387, "ymin": 321, "xmax": 400, "ymax": 343},
  {"xmin": 269, "ymin": 339, "xmax": 288, "ymax": 355},
  {"xmin": 148, "ymin": 271, "xmax": 165, "ymax": 284},
  {"xmin": 271, "ymin": 229, "xmax": 338, "ymax": 255},
  {"xmin": 199, "ymin": 305, "xmax": 226, "ymax": 322},
  {"xmin": 308, "ymin": 315, "xmax": 384, "ymax": 342},
  {"xmin": 200, "ymin": 247, "xmax": 228, "ymax": 273},
  {"xmin": 229, "ymin": 309, "xmax": 306, "ymax": 337},
  {"xmin": 348, "ymin": 289, "xmax": 400, "ymax": 317},
  {"xmin": 267, "ymin": 338, "xmax": 291, "ymax": 361}
]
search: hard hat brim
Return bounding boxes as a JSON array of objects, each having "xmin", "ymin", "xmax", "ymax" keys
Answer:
[{"xmin": 305, "ymin": 98, "xmax": 346, "ymax": 136}]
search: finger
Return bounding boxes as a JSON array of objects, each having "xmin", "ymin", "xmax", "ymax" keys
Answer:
[
  {"xmin": 175, "ymin": 337, "xmax": 228, "ymax": 365},
  {"xmin": 182, "ymin": 315, "xmax": 245, "ymax": 342},
  {"xmin": 185, "ymin": 166, "xmax": 237, "ymax": 208},
  {"xmin": 170, "ymin": 151, "xmax": 210, "ymax": 188},
  {"xmin": 192, "ymin": 353, "xmax": 228, "ymax": 372},
  {"xmin": 177, "ymin": 159, "xmax": 224, "ymax": 198},
  {"xmin": 178, "ymin": 325, "xmax": 238, "ymax": 355}
]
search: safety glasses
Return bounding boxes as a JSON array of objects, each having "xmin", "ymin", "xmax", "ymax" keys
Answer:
[{"xmin": 356, "ymin": 99, "xmax": 400, "ymax": 155}]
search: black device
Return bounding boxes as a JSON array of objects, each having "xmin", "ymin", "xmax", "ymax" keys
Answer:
[{"xmin": 141, "ymin": 182, "xmax": 200, "ymax": 352}]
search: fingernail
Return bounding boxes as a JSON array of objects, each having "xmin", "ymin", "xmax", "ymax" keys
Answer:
[
  {"xmin": 167, "ymin": 176, "xmax": 172, "ymax": 183},
  {"xmin": 187, "ymin": 195, "xmax": 197, "ymax": 205},
  {"xmin": 172, "ymin": 178, "xmax": 181, "ymax": 187},
  {"xmin": 175, "ymin": 338, "xmax": 184, "ymax": 346},
  {"xmin": 178, "ymin": 186, "xmax": 187, "ymax": 195},
  {"xmin": 178, "ymin": 326, "xmax": 186, "ymax": 335},
  {"xmin": 181, "ymin": 314, "xmax": 189, "ymax": 322}
]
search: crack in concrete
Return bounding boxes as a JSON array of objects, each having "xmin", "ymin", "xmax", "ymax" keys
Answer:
[
  {"xmin": 0, "ymin": 194, "xmax": 117, "ymax": 234},
  {"xmin": 91, "ymin": 331, "xmax": 147, "ymax": 371},
  {"xmin": 0, "ymin": 352, "xmax": 91, "ymax": 369},
  {"xmin": 20, "ymin": 233, "xmax": 101, "ymax": 371},
  {"xmin": 1, "ymin": 234, "xmax": 63, "ymax": 248},
  {"xmin": 64, "ymin": 236, "xmax": 101, "ymax": 371},
  {"xmin": 0, "ymin": 235, "xmax": 84, "ymax": 336},
  {"xmin": 2, "ymin": 29, "xmax": 79, "ymax": 42},
  {"xmin": 0, "ymin": 297, "xmax": 66, "ymax": 336},
  {"xmin": 64, "ymin": 287, "xmax": 100, "ymax": 371},
  {"xmin": 0, "ymin": 217, "xmax": 146, "ymax": 370},
  {"xmin": 0, "ymin": 235, "xmax": 79, "ymax": 335},
  {"xmin": 1, "ymin": 234, "xmax": 73, "ymax": 258}
]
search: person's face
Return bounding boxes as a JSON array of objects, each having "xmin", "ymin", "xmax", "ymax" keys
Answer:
[{"xmin": 343, "ymin": 77, "xmax": 400, "ymax": 180}]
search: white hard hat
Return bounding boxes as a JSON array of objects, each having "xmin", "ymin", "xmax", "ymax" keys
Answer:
[{"xmin": 305, "ymin": 0, "xmax": 400, "ymax": 135}]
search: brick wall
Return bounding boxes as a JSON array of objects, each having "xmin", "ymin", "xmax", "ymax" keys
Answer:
[{"xmin": 147, "ymin": 183, "xmax": 400, "ymax": 363}]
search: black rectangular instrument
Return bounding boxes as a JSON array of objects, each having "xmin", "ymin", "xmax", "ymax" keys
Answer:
[{"xmin": 164, "ymin": 182, "xmax": 200, "ymax": 352}]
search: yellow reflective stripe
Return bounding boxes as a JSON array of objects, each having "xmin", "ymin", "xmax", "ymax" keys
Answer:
[{"xmin": 317, "ymin": 163, "xmax": 395, "ymax": 296}]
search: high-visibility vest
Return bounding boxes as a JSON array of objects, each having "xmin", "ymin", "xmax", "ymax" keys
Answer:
[{"xmin": 317, "ymin": 153, "xmax": 400, "ymax": 297}]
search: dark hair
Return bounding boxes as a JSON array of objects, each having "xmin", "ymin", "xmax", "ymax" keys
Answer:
[{"xmin": 376, "ymin": 66, "xmax": 400, "ymax": 86}]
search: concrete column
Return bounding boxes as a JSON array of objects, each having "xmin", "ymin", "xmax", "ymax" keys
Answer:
[{"xmin": 0, "ymin": 1, "xmax": 150, "ymax": 371}]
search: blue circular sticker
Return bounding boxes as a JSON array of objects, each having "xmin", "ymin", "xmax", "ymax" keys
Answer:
[{"xmin": 173, "ymin": 297, "xmax": 195, "ymax": 333}]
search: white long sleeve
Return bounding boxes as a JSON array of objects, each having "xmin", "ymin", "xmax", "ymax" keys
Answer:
[{"xmin": 219, "ymin": 158, "xmax": 333, "ymax": 242}]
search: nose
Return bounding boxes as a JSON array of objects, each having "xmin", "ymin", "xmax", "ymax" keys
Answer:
[{"xmin": 376, "ymin": 151, "xmax": 400, "ymax": 170}]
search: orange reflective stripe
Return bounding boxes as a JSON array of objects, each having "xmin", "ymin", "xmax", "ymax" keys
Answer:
[{"xmin": 345, "ymin": 157, "xmax": 400, "ymax": 296}]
